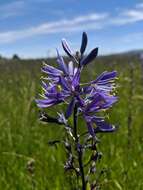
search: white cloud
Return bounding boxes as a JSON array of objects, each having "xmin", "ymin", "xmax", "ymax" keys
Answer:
[
  {"xmin": 0, "ymin": 1, "xmax": 25, "ymax": 19},
  {"xmin": 110, "ymin": 3, "xmax": 143, "ymax": 26},
  {"xmin": 1, "ymin": 2, "xmax": 143, "ymax": 45},
  {"xmin": 0, "ymin": 13, "xmax": 109, "ymax": 44},
  {"xmin": 112, "ymin": 10, "xmax": 143, "ymax": 25}
]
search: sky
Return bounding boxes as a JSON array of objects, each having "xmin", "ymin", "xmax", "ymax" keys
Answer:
[{"xmin": 0, "ymin": 0, "xmax": 143, "ymax": 58}]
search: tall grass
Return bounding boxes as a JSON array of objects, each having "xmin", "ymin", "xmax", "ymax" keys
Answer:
[{"xmin": 0, "ymin": 55, "xmax": 143, "ymax": 189}]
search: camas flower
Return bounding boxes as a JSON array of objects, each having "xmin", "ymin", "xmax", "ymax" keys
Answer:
[
  {"xmin": 36, "ymin": 32, "xmax": 118, "ymax": 136},
  {"xmin": 36, "ymin": 49, "xmax": 82, "ymax": 118},
  {"xmin": 83, "ymin": 70, "xmax": 117, "ymax": 96},
  {"xmin": 81, "ymin": 92, "xmax": 117, "ymax": 136}
]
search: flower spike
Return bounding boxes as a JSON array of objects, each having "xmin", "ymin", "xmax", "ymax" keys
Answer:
[{"xmin": 36, "ymin": 32, "xmax": 118, "ymax": 190}]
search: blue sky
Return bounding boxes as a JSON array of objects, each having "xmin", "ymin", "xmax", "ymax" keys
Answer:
[{"xmin": 0, "ymin": 0, "xmax": 143, "ymax": 58}]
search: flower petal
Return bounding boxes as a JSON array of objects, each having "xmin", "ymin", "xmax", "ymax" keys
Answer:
[
  {"xmin": 68, "ymin": 61, "xmax": 74, "ymax": 76},
  {"xmin": 85, "ymin": 93, "xmax": 103, "ymax": 112},
  {"xmin": 94, "ymin": 122, "xmax": 116, "ymax": 133},
  {"xmin": 65, "ymin": 98, "xmax": 75, "ymax": 118},
  {"xmin": 36, "ymin": 99, "xmax": 62, "ymax": 108},
  {"xmin": 96, "ymin": 71, "xmax": 117, "ymax": 83},
  {"xmin": 80, "ymin": 32, "xmax": 88, "ymax": 55},
  {"xmin": 72, "ymin": 69, "xmax": 80, "ymax": 88},
  {"xmin": 59, "ymin": 76, "xmax": 70, "ymax": 91},
  {"xmin": 42, "ymin": 64, "xmax": 62, "ymax": 76},
  {"xmin": 62, "ymin": 39, "xmax": 73, "ymax": 58},
  {"xmin": 56, "ymin": 49, "xmax": 68, "ymax": 74},
  {"xmin": 80, "ymin": 47, "xmax": 98, "ymax": 66},
  {"xmin": 87, "ymin": 122, "xmax": 95, "ymax": 137}
]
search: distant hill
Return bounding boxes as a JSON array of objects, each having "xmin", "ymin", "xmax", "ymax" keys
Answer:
[{"xmin": 0, "ymin": 49, "xmax": 143, "ymax": 64}]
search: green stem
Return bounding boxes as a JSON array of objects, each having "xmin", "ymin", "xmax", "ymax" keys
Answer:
[{"xmin": 73, "ymin": 104, "xmax": 86, "ymax": 190}]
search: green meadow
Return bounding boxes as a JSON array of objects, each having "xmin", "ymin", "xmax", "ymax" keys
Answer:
[{"xmin": 0, "ymin": 54, "xmax": 143, "ymax": 190}]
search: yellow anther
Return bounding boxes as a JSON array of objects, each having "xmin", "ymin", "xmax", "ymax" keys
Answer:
[{"xmin": 57, "ymin": 85, "xmax": 62, "ymax": 91}]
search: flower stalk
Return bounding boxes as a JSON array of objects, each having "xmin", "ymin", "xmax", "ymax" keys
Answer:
[
  {"xmin": 36, "ymin": 32, "xmax": 118, "ymax": 189},
  {"xmin": 73, "ymin": 104, "xmax": 86, "ymax": 190}
]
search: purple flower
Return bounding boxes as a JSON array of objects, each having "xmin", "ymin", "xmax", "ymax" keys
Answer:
[
  {"xmin": 36, "ymin": 32, "xmax": 118, "ymax": 135},
  {"xmin": 36, "ymin": 53, "xmax": 82, "ymax": 118},
  {"xmin": 36, "ymin": 82, "xmax": 68, "ymax": 108},
  {"xmin": 81, "ymin": 92, "xmax": 117, "ymax": 136},
  {"xmin": 36, "ymin": 32, "xmax": 119, "ymax": 189},
  {"xmin": 83, "ymin": 71, "xmax": 117, "ymax": 96},
  {"xmin": 90, "ymin": 71, "xmax": 117, "ymax": 94}
]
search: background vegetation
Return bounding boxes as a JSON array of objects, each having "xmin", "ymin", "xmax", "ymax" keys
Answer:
[{"xmin": 0, "ymin": 53, "xmax": 143, "ymax": 189}]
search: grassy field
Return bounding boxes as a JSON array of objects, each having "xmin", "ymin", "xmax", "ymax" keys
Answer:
[{"xmin": 0, "ymin": 54, "xmax": 143, "ymax": 190}]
